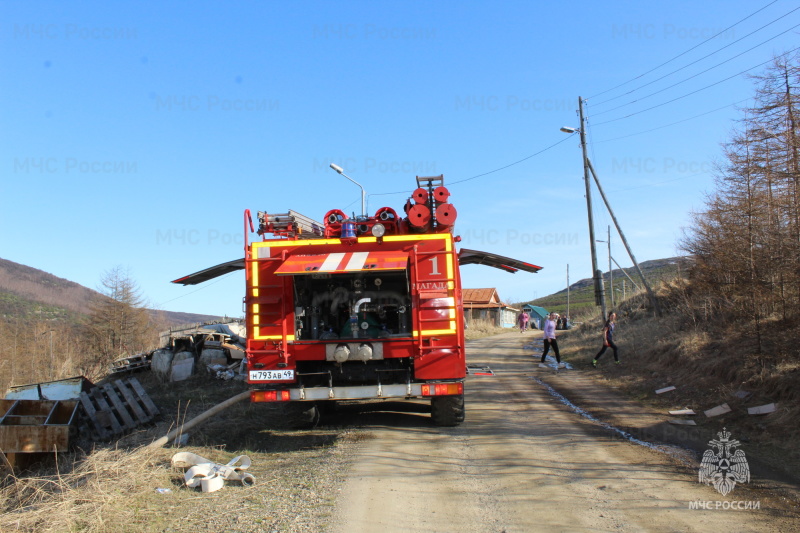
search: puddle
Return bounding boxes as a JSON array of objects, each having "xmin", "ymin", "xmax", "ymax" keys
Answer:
[{"xmin": 536, "ymin": 356, "xmax": 573, "ymax": 371}]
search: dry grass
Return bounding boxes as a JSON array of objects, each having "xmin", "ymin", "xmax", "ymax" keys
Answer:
[
  {"xmin": 557, "ymin": 279, "xmax": 800, "ymax": 478},
  {"xmin": 465, "ymin": 319, "xmax": 512, "ymax": 340},
  {"xmin": 0, "ymin": 446, "xmax": 173, "ymax": 533}
]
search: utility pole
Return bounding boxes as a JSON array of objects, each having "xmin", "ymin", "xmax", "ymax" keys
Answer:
[
  {"xmin": 566, "ymin": 264, "xmax": 570, "ymax": 321},
  {"xmin": 587, "ymin": 159, "xmax": 661, "ymax": 316},
  {"xmin": 607, "ymin": 226, "xmax": 613, "ymax": 309},
  {"xmin": 578, "ymin": 97, "xmax": 606, "ymax": 320}
]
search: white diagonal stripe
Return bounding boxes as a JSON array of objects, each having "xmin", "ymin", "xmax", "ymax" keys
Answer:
[
  {"xmin": 344, "ymin": 252, "xmax": 369, "ymax": 271},
  {"xmin": 320, "ymin": 253, "xmax": 345, "ymax": 272}
]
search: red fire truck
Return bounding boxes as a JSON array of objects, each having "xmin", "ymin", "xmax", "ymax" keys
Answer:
[{"xmin": 173, "ymin": 176, "xmax": 541, "ymax": 425}]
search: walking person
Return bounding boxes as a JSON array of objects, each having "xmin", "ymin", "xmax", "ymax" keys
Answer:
[
  {"xmin": 518, "ymin": 310, "xmax": 529, "ymax": 333},
  {"xmin": 592, "ymin": 312, "xmax": 619, "ymax": 367},
  {"xmin": 540, "ymin": 312, "xmax": 564, "ymax": 368}
]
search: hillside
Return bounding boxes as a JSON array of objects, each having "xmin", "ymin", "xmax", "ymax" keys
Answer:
[
  {"xmin": 527, "ymin": 256, "xmax": 691, "ymax": 316},
  {"xmin": 0, "ymin": 257, "xmax": 222, "ymax": 326}
]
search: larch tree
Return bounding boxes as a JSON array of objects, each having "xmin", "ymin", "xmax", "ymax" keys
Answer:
[{"xmin": 85, "ymin": 266, "xmax": 153, "ymax": 367}]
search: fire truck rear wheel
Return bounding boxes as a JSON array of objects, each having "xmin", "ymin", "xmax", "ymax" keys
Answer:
[
  {"xmin": 431, "ymin": 394, "xmax": 465, "ymax": 426},
  {"xmin": 283, "ymin": 402, "xmax": 321, "ymax": 429}
]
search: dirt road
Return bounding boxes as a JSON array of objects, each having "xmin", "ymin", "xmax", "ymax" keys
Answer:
[{"xmin": 329, "ymin": 333, "xmax": 798, "ymax": 532}]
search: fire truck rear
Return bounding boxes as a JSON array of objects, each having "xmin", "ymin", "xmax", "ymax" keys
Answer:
[{"xmin": 173, "ymin": 175, "xmax": 541, "ymax": 426}]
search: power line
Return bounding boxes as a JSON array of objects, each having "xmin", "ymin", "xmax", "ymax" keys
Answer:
[
  {"xmin": 593, "ymin": 97, "xmax": 753, "ymax": 144},
  {"xmin": 592, "ymin": 11, "xmax": 800, "ymax": 109},
  {"xmin": 450, "ymin": 136, "xmax": 574, "ymax": 185},
  {"xmin": 607, "ymin": 171, "xmax": 710, "ymax": 195},
  {"xmin": 157, "ymin": 271, "xmax": 236, "ymax": 306},
  {"xmin": 369, "ymin": 135, "xmax": 574, "ymax": 197},
  {"xmin": 592, "ymin": 47, "xmax": 800, "ymax": 127},
  {"xmin": 587, "ymin": 0, "xmax": 779, "ymax": 100}
]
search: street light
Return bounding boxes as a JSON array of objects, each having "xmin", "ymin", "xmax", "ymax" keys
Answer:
[
  {"xmin": 329, "ymin": 163, "xmax": 366, "ymax": 218},
  {"xmin": 560, "ymin": 96, "xmax": 607, "ymax": 320}
]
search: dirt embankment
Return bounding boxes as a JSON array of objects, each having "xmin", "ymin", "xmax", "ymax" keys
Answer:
[{"xmin": 533, "ymin": 301, "xmax": 800, "ymax": 496}]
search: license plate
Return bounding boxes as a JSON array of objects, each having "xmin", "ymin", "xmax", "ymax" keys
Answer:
[{"xmin": 249, "ymin": 369, "xmax": 295, "ymax": 381}]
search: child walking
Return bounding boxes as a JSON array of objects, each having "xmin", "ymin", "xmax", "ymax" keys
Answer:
[{"xmin": 592, "ymin": 312, "xmax": 619, "ymax": 367}]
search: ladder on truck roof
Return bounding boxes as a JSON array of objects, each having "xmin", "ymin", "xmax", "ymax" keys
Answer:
[{"xmin": 257, "ymin": 210, "xmax": 324, "ymax": 239}]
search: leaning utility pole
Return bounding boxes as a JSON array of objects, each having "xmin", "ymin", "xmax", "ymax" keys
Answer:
[
  {"xmin": 587, "ymin": 159, "xmax": 661, "ymax": 316},
  {"xmin": 566, "ymin": 264, "xmax": 570, "ymax": 320},
  {"xmin": 607, "ymin": 226, "xmax": 613, "ymax": 308},
  {"xmin": 578, "ymin": 97, "xmax": 607, "ymax": 320}
]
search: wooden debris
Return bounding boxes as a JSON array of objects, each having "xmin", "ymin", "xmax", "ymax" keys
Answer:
[
  {"xmin": 78, "ymin": 377, "xmax": 159, "ymax": 441},
  {"xmin": 747, "ymin": 403, "xmax": 777, "ymax": 415},
  {"xmin": 668, "ymin": 409, "xmax": 696, "ymax": 416},
  {"xmin": 655, "ymin": 386, "xmax": 676, "ymax": 394},
  {"xmin": 704, "ymin": 403, "xmax": 732, "ymax": 418},
  {"xmin": 110, "ymin": 352, "xmax": 151, "ymax": 374}
]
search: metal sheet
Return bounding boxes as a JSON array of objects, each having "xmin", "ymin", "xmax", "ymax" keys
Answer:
[
  {"xmin": 172, "ymin": 258, "xmax": 245, "ymax": 285},
  {"xmin": 458, "ymin": 248, "xmax": 542, "ymax": 274},
  {"xmin": 275, "ymin": 251, "xmax": 409, "ymax": 275},
  {"xmin": 5, "ymin": 376, "xmax": 90, "ymax": 401}
]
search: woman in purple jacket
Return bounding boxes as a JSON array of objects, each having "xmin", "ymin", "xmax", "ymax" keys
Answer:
[{"xmin": 540, "ymin": 312, "xmax": 563, "ymax": 367}]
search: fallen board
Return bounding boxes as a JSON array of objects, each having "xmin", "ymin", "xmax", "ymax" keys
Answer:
[
  {"xmin": 747, "ymin": 403, "xmax": 777, "ymax": 415},
  {"xmin": 703, "ymin": 403, "xmax": 732, "ymax": 418}
]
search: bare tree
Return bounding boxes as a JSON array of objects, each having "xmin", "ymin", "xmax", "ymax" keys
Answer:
[
  {"xmin": 84, "ymin": 266, "xmax": 153, "ymax": 367},
  {"xmin": 681, "ymin": 51, "xmax": 800, "ymax": 345}
]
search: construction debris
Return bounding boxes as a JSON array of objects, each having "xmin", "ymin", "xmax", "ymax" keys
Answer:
[
  {"xmin": 110, "ymin": 352, "xmax": 151, "ymax": 374},
  {"xmin": 5, "ymin": 376, "xmax": 91, "ymax": 401},
  {"xmin": 667, "ymin": 419, "xmax": 697, "ymax": 426},
  {"xmin": 655, "ymin": 386, "xmax": 676, "ymax": 394},
  {"xmin": 0, "ymin": 398, "xmax": 80, "ymax": 454},
  {"xmin": 703, "ymin": 403, "xmax": 732, "ymax": 418},
  {"xmin": 747, "ymin": 403, "xmax": 777, "ymax": 415},
  {"xmin": 668, "ymin": 409, "xmax": 695, "ymax": 416},
  {"xmin": 78, "ymin": 377, "xmax": 159, "ymax": 441},
  {"xmin": 150, "ymin": 320, "xmax": 247, "ymax": 382}
]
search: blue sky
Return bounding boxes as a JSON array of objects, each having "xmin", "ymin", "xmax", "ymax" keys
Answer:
[{"xmin": 1, "ymin": 1, "xmax": 798, "ymax": 317}]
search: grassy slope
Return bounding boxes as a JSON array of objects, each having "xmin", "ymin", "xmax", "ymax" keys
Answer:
[
  {"xmin": 0, "ymin": 257, "xmax": 225, "ymax": 326},
  {"xmin": 554, "ymin": 282, "xmax": 800, "ymax": 483},
  {"xmin": 524, "ymin": 256, "xmax": 691, "ymax": 317}
]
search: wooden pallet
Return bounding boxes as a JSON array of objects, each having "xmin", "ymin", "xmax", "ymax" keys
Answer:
[{"xmin": 78, "ymin": 377, "xmax": 160, "ymax": 441}]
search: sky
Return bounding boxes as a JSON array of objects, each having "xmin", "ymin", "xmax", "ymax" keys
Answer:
[{"xmin": 1, "ymin": 1, "xmax": 798, "ymax": 318}]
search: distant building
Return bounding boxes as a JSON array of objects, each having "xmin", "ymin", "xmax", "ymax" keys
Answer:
[
  {"xmin": 521, "ymin": 304, "xmax": 549, "ymax": 330},
  {"xmin": 463, "ymin": 288, "xmax": 519, "ymax": 328}
]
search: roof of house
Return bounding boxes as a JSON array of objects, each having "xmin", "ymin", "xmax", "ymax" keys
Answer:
[
  {"xmin": 463, "ymin": 288, "xmax": 500, "ymax": 304},
  {"xmin": 463, "ymin": 288, "xmax": 518, "ymax": 310},
  {"xmin": 522, "ymin": 304, "xmax": 549, "ymax": 318}
]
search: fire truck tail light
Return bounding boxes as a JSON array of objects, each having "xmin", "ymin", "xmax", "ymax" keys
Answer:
[
  {"xmin": 421, "ymin": 382, "xmax": 463, "ymax": 396},
  {"xmin": 251, "ymin": 390, "xmax": 291, "ymax": 402}
]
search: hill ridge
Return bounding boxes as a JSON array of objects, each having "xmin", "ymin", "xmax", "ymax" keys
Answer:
[{"xmin": 0, "ymin": 257, "xmax": 222, "ymax": 325}]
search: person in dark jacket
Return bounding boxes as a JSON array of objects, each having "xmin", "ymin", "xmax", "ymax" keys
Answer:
[{"xmin": 592, "ymin": 312, "xmax": 619, "ymax": 367}]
